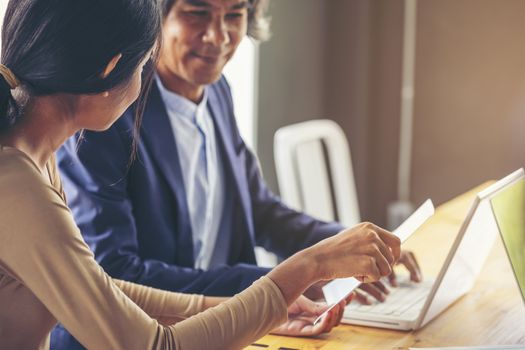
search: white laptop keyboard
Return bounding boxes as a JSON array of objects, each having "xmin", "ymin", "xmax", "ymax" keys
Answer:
[{"xmin": 344, "ymin": 278, "xmax": 434, "ymax": 319}]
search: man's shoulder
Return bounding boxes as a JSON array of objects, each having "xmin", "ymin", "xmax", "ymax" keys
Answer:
[
  {"xmin": 212, "ymin": 75, "xmax": 231, "ymax": 90},
  {"xmin": 209, "ymin": 75, "xmax": 234, "ymax": 104}
]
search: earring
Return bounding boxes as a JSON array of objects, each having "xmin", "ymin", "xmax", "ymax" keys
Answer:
[{"xmin": 102, "ymin": 91, "xmax": 109, "ymax": 98}]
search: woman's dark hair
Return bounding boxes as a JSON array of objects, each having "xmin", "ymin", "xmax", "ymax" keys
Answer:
[
  {"xmin": 160, "ymin": 0, "xmax": 271, "ymax": 41},
  {"xmin": 0, "ymin": 0, "xmax": 161, "ymax": 134}
]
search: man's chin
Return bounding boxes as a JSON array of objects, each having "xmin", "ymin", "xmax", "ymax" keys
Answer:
[
  {"xmin": 191, "ymin": 67, "xmax": 225, "ymax": 86},
  {"xmin": 188, "ymin": 64, "xmax": 224, "ymax": 85}
]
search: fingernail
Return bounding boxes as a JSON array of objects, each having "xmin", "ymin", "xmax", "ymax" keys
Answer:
[{"xmin": 390, "ymin": 282, "xmax": 397, "ymax": 288}]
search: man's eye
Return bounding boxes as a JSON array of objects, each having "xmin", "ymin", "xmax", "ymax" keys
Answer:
[
  {"xmin": 226, "ymin": 12, "xmax": 243, "ymax": 20},
  {"xmin": 187, "ymin": 10, "xmax": 209, "ymax": 17}
]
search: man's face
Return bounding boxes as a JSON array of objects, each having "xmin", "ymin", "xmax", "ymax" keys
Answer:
[{"xmin": 159, "ymin": 0, "xmax": 249, "ymax": 88}]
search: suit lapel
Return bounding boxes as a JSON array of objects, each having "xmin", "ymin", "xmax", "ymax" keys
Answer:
[
  {"xmin": 207, "ymin": 87, "xmax": 255, "ymax": 242},
  {"xmin": 140, "ymin": 84, "xmax": 194, "ymax": 266}
]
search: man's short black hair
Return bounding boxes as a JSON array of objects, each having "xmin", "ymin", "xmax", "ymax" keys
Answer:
[{"xmin": 160, "ymin": 0, "xmax": 271, "ymax": 41}]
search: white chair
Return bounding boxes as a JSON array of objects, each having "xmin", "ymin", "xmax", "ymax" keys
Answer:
[{"xmin": 273, "ymin": 119, "xmax": 360, "ymax": 227}]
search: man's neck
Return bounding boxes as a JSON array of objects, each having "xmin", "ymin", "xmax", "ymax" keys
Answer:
[{"xmin": 156, "ymin": 67, "xmax": 205, "ymax": 104}]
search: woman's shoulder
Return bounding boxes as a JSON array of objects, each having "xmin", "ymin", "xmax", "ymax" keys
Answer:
[
  {"xmin": 0, "ymin": 147, "xmax": 66, "ymax": 207},
  {"xmin": 0, "ymin": 147, "xmax": 70, "ymax": 240},
  {"xmin": 0, "ymin": 147, "xmax": 61, "ymax": 204},
  {"xmin": 0, "ymin": 146, "xmax": 42, "ymax": 183}
]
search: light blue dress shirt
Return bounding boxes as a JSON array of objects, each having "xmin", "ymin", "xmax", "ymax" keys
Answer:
[{"xmin": 156, "ymin": 77, "xmax": 225, "ymax": 270}]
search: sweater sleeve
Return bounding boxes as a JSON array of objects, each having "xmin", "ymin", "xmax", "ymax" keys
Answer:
[
  {"xmin": 0, "ymin": 151, "xmax": 287, "ymax": 350},
  {"xmin": 112, "ymin": 279, "xmax": 206, "ymax": 325}
]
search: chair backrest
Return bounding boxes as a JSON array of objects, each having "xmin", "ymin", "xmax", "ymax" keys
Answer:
[{"xmin": 274, "ymin": 119, "xmax": 360, "ymax": 227}]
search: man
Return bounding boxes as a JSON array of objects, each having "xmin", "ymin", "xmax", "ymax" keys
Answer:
[{"xmin": 52, "ymin": 0, "xmax": 421, "ymax": 348}]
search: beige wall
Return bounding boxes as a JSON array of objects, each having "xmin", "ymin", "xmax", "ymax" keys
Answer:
[
  {"xmin": 257, "ymin": 0, "xmax": 525, "ymax": 226},
  {"xmin": 412, "ymin": 0, "xmax": 525, "ymax": 206},
  {"xmin": 257, "ymin": 0, "xmax": 327, "ymax": 190}
]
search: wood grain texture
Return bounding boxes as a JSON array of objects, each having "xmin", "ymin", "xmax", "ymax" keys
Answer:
[{"xmin": 246, "ymin": 183, "xmax": 525, "ymax": 349}]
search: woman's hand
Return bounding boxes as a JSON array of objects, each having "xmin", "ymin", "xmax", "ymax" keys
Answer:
[
  {"xmin": 268, "ymin": 222, "xmax": 401, "ymax": 305},
  {"xmin": 270, "ymin": 295, "xmax": 350, "ymax": 337},
  {"xmin": 308, "ymin": 222, "xmax": 401, "ymax": 282}
]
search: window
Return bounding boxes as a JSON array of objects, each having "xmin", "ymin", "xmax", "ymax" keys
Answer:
[{"xmin": 223, "ymin": 38, "xmax": 259, "ymax": 151}]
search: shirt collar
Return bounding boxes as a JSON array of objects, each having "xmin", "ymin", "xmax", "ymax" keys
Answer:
[{"xmin": 155, "ymin": 74, "xmax": 209, "ymax": 122}]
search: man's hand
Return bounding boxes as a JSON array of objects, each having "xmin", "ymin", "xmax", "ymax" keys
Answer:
[
  {"xmin": 389, "ymin": 250, "xmax": 421, "ymax": 287},
  {"xmin": 354, "ymin": 250, "xmax": 422, "ymax": 304},
  {"xmin": 270, "ymin": 295, "xmax": 351, "ymax": 337}
]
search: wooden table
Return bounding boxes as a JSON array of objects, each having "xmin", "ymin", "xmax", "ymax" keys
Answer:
[{"xmin": 246, "ymin": 183, "xmax": 525, "ymax": 349}]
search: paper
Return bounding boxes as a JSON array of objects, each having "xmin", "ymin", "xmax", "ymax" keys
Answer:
[{"xmin": 313, "ymin": 199, "xmax": 434, "ymax": 325}]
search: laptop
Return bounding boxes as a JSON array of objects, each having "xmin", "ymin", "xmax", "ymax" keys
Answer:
[
  {"xmin": 405, "ymin": 193, "xmax": 525, "ymax": 350},
  {"xmin": 340, "ymin": 168, "xmax": 525, "ymax": 330},
  {"xmin": 490, "ymin": 173, "xmax": 525, "ymax": 304}
]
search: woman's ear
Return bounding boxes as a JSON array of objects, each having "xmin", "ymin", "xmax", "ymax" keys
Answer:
[{"xmin": 102, "ymin": 53, "xmax": 123, "ymax": 79}]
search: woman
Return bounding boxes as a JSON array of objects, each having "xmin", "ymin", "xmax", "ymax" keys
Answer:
[{"xmin": 0, "ymin": 0, "xmax": 401, "ymax": 349}]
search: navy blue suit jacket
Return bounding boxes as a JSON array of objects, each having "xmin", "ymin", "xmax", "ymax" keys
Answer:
[{"xmin": 51, "ymin": 77, "xmax": 344, "ymax": 349}]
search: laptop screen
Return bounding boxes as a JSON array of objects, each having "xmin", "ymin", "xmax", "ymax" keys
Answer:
[{"xmin": 490, "ymin": 177, "xmax": 525, "ymax": 304}]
